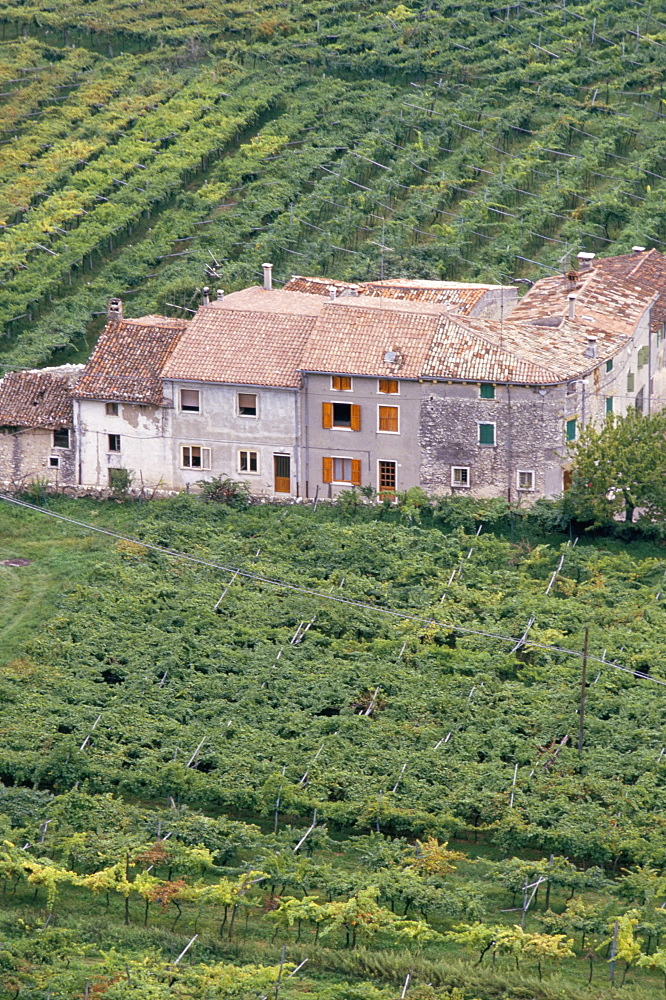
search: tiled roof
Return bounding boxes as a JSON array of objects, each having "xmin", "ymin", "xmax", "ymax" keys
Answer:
[
  {"xmin": 75, "ymin": 318, "xmax": 187, "ymax": 404},
  {"xmin": 162, "ymin": 308, "xmax": 317, "ymax": 387},
  {"xmin": 0, "ymin": 365, "xmax": 82, "ymax": 429},
  {"xmin": 423, "ymin": 319, "xmax": 557, "ymax": 383},
  {"xmin": 592, "ymin": 248, "xmax": 666, "ymax": 332},
  {"xmin": 211, "ymin": 286, "xmax": 325, "ymax": 315},
  {"xmin": 283, "ymin": 275, "xmax": 511, "ymax": 313},
  {"xmin": 302, "ymin": 301, "xmax": 444, "ymax": 378}
]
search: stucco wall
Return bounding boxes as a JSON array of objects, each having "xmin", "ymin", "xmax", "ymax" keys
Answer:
[
  {"xmin": 75, "ymin": 400, "xmax": 170, "ymax": 489},
  {"xmin": 165, "ymin": 381, "xmax": 300, "ymax": 495},
  {"xmin": 303, "ymin": 373, "xmax": 422, "ymax": 496}
]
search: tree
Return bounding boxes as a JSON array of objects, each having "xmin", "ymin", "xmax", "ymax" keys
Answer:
[
  {"xmin": 565, "ymin": 410, "xmax": 666, "ymax": 525},
  {"xmin": 522, "ymin": 932, "xmax": 575, "ymax": 981},
  {"xmin": 638, "ymin": 948, "xmax": 666, "ymax": 993}
]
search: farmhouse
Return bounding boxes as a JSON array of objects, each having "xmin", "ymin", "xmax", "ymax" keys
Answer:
[
  {"xmin": 1, "ymin": 249, "xmax": 664, "ymax": 499},
  {"xmin": 0, "ymin": 365, "xmax": 83, "ymax": 487}
]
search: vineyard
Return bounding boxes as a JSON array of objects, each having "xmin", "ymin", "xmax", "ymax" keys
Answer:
[
  {"xmin": 3, "ymin": 0, "xmax": 666, "ymax": 369},
  {"xmin": 1, "ymin": 492, "xmax": 666, "ymax": 997}
]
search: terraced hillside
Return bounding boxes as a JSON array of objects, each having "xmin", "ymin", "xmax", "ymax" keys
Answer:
[{"xmin": 2, "ymin": 0, "xmax": 666, "ymax": 371}]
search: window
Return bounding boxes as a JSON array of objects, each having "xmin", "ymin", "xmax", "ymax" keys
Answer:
[
  {"xmin": 627, "ymin": 371, "xmax": 635, "ymax": 393},
  {"xmin": 479, "ymin": 384, "xmax": 495, "ymax": 399},
  {"xmin": 180, "ymin": 388, "xmax": 200, "ymax": 412},
  {"xmin": 181, "ymin": 445, "xmax": 211, "ymax": 469},
  {"xmin": 323, "ymin": 457, "xmax": 361, "ymax": 485},
  {"xmin": 106, "ymin": 402, "xmax": 119, "ymax": 416},
  {"xmin": 451, "ymin": 466, "xmax": 470, "ymax": 488},
  {"xmin": 566, "ymin": 418, "xmax": 577, "ymax": 441},
  {"xmin": 378, "ymin": 378, "xmax": 399, "ymax": 394},
  {"xmin": 49, "ymin": 456, "xmax": 59, "ymax": 468},
  {"xmin": 378, "ymin": 460, "xmax": 397, "ymax": 495},
  {"xmin": 638, "ymin": 345, "xmax": 649, "ymax": 369},
  {"xmin": 331, "ymin": 375, "xmax": 352, "ymax": 391},
  {"xmin": 239, "ymin": 450, "xmax": 258, "ymax": 473},
  {"xmin": 322, "ymin": 402, "xmax": 361, "ymax": 430},
  {"xmin": 606, "ymin": 396, "xmax": 613, "ymax": 415},
  {"xmin": 53, "ymin": 428, "xmax": 70, "ymax": 448},
  {"xmin": 478, "ymin": 422, "xmax": 495, "ymax": 446},
  {"xmin": 606, "ymin": 358, "xmax": 613, "ymax": 373},
  {"xmin": 635, "ymin": 386, "xmax": 645, "ymax": 414},
  {"xmin": 517, "ymin": 470, "xmax": 534, "ymax": 491},
  {"xmin": 108, "ymin": 434, "xmax": 121, "ymax": 452},
  {"xmin": 238, "ymin": 393, "xmax": 257, "ymax": 416},
  {"xmin": 378, "ymin": 405, "xmax": 399, "ymax": 433}
]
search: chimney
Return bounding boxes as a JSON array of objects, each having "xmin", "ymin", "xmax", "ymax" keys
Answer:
[
  {"xmin": 328, "ymin": 285, "xmax": 337, "ymax": 300},
  {"xmin": 577, "ymin": 251, "xmax": 596, "ymax": 271},
  {"xmin": 632, "ymin": 245, "xmax": 646, "ymax": 253},
  {"xmin": 202, "ymin": 286, "xmax": 210, "ymax": 306},
  {"xmin": 349, "ymin": 284, "xmax": 359, "ymax": 297},
  {"xmin": 584, "ymin": 334, "xmax": 598, "ymax": 358},
  {"xmin": 216, "ymin": 289, "xmax": 224, "ymax": 300},
  {"xmin": 568, "ymin": 293, "xmax": 576, "ymax": 319},
  {"xmin": 263, "ymin": 262, "xmax": 273, "ymax": 291},
  {"xmin": 107, "ymin": 297, "xmax": 123, "ymax": 321}
]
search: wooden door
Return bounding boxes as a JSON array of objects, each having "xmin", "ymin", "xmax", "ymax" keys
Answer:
[{"xmin": 274, "ymin": 454, "xmax": 291, "ymax": 493}]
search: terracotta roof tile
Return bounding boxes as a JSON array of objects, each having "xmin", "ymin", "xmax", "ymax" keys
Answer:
[
  {"xmin": 283, "ymin": 275, "xmax": 511, "ymax": 313},
  {"xmin": 423, "ymin": 319, "xmax": 557, "ymax": 383},
  {"xmin": 162, "ymin": 308, "xmax": 316, "ymax": 387},
  {"xmin": 0, "ymin": 365, "xmax": 82, "ymax": 428},
  {"xmin": 301, "ymin": 302, "xmax": 442, "ymax": 378},
  {"xmin": 75, "ymin": 318, "xmax": 186, "ymax": 404}
]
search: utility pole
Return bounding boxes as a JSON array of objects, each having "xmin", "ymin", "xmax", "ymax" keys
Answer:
[{"xmin": 578, "ymin": 627, "xmax": 589, "ymax": 755}]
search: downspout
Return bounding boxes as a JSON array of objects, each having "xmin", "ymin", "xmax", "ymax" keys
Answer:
[
  {"xmin": 648, "ymin": 314, "xmax": 653, "ymax": 415},
  {"xmin": 294, "ymin": 386, "xmax": 300, "ymax": 497},
  {"xmin": 303, "ymin": 373, "xmax": 310, "ymax": 499},
  {"xmin": 506, "ymin": 385, "xmax": 512, "ymax": 504}
]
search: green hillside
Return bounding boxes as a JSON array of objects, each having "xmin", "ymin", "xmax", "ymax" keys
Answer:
[
  {"xmin": 1, "ymin": 494, "xmax": 666, "ymax": 997},
  {"xmin": 2, "ymin": 0, "xmax": 666, "ymax": 368}
]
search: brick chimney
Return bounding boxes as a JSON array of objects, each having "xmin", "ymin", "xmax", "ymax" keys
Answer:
[{"xmin": 577, "ymin": 251, "xmax": 596, "ymax": 271}]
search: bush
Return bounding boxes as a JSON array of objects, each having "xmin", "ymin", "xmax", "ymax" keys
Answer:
[{"xmin": 197, "ymin": 476, "xmax": 250, "ymax": 509}]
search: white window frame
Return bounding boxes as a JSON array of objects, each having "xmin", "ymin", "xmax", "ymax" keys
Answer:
[
  {"xmin": 238, "ymin": 449, "xmax": 260, "ymax": 475},
  {"xmin": 377, "ymin": 403, "xmax": 400, "ymax": 434},
  {"xmin": 331, "ymin": 375, "xmax": 353, "ymax": 391},
  {"xmin": 332, "ymin": 456, "xmax": 354, "ymax": 484},
  {"xmin": 179, "ymin": 388, "xmax": 201, "ymax": 413},
  {"xmin": 377, "ymin": 378, "xmax": 400, "ymax": 395},
  {"xmin": 49, "ymin": 455, "xmax": 60, "ymax": 469},
  {"xmin": 181, "ymin": 444, "xmax": 211, "ymax": 470},
  {"xmin": 377, "ymin": 459, "xmax": 398, "ymax": 494},
  {"xmin": 238, "ymin": 392, "xmax": 258, "ymax": 418},
  {"xmin": 517, "ymin": 470, "xmax": 535, "ymax": 491},
  {"xmin": 451, "ymin": 466, "xmax": 470, "ymax": 488},
  {"xmin": 108, "ymin": 433, "xmax": 121, "ymax": 453},
  {"xmin": 477, "ymin": 421, "xmax": 496, "ymax": 446}
]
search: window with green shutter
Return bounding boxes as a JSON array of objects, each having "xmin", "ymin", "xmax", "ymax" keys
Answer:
[
  {"xmin": 478, "ymin": 422, "xmax": 495, "ymax": 445},
  {"xmin": 606, "ymin": 358, "xmax": 613, "ymax": 372},
  {"xmin": 638, "ymin": 346, "xmax": 649, "ymax": 369},
  {"xmin": 606, "ymin": 397, "xmax": 613, "ymax": 415},
  {"xmin": 479, "ymin": 384, "xmax": 495, "ymax": 399},
  {"xmin": 566, "ymin": 418, "xmax": 577, "ymax": 441},
  {"xmin": 627, "ymin": 371, "xmax": 635, "ymax": 393}
]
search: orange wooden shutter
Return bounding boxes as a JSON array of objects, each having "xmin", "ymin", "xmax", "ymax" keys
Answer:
[
  {"xmin": 322, "ymin": 457, "xmax": 333, "ymax": 483},
  {"xmin": 350, "ymin": 404, "xmax": 361, "ymax": 431},
  {"xmin": 322, "ymin": 402, "xmax": 333, "ymax": 429},
  {"xmin": 351, "ymin": 459, "xmax": 361, "ymax": 486}
]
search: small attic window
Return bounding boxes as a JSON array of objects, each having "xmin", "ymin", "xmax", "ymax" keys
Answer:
[{"xmin": 383, "ymin": 350, "xmax": 398, "ymax": 364}]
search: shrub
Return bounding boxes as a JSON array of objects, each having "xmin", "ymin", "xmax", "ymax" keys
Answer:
[{"xmin": 197, "ymin": 476, "xmax": 250, "ymax": 509}]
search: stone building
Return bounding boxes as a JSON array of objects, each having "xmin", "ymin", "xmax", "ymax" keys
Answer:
[
  {"xmin": 2, "ymin": 248, "xmax": 664, "ymax": 500},
  {"xmin": 0, "ymin": 365, "xmax": 83, "ymax": 486}
]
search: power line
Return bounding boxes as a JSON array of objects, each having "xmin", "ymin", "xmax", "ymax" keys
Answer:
[{"xmin": 1, "ymin": 493, "xmax": 664, "ymax": 688}]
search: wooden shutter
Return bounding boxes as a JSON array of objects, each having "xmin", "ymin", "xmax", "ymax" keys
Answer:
[
  {"xmin": 350, "ymin": 404, "xmax": 361, "ymax": 431},
  {"xmin": 351, "ymin": 459, "xmax": 361, "ymax": 486},
  {"xmin": 322, "ymin": 402, "xmax": 333, "ymax": 429},
  {"xmin": 322, "ymin": 457, "xmax": 333, "ymax": 483}
]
